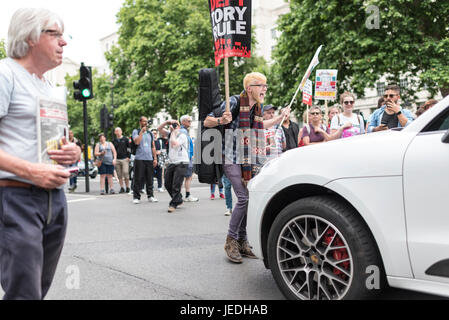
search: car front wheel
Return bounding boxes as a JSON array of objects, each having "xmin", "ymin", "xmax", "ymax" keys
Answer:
[{"xmin": 267, "ymin": 195, "xmax": 384, "ymax": 300}]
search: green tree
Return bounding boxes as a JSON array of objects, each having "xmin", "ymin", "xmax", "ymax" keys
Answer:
[
  {"xmin": 269, "ymin": 0, "xmax": 449, "ymax": 112},
  {"xmin": 0, "ymin": 39, "xmax": 6, "ymax": 59},
  {"xmin": 107, "ymin": 0, "xmax": 266, "ymax": 123},
  {"xmin": 66, "ymin": 70, "xmax": 117, "ymax": 144}
]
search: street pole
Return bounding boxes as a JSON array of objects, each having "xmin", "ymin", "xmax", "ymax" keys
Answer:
[
  {"xmin": 83, "ymin": 99, "xmax": 90, "ymax": 193},
  {"xmin": 110, "ymin": 76, "xmax": 114, "ymax": 141}
]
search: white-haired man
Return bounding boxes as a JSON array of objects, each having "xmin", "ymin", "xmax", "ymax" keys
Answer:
[
  {"xmin": 0, "ymin": 8, "xmax": 81, "ymax": 299},
  {"xmin": 180, "ymin": 115, "xmax": 199, "ymax": 202}
]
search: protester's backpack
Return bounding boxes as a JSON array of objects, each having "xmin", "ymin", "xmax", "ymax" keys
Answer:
[
  {"xmin": 130, "ymin": 129, "xmax": 154, "ymax": 155},
  {"xmin": 194, "ymin": 68, "xmax": 226, "ymax": 184}
]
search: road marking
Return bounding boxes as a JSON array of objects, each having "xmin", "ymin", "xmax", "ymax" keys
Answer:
[{"xmin": 67, "ymin": 198, "xmax": 97, "ymax": 204}]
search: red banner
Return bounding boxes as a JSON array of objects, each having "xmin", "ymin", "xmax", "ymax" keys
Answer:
[{"xmin": 209, "ymin": 0, "xmax": 252, "ymax": 66}]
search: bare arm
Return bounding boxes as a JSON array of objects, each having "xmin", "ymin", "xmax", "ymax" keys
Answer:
[
  {"xmin": 111, "ymin": 143, "xmax": 117, "ymax": 163},
  {"xmin": 0, "ymin": 149, "xmax": 70, "ymax": 189},
  {"xmin": 152, "ymin": 140, "xmax": 158, "ymax": 165},
  {"xmin": 158, "ymin": 120, "xmax": 176, "ymax": 137},
  {"xmin": 134, "ymin": 127, "xmax": 147, "ymax": 145}
]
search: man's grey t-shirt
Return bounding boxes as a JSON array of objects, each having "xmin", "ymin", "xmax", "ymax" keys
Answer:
[
  {"xmin": 132, "ymin": 129, "xmax": 154, "ymax": 161},
  {"xmin": 0, "ymin": 58, "xmax": 54, "ymax": 183}
]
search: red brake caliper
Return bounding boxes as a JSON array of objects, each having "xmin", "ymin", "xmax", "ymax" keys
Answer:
[{"xmin": 323, "ymin": 228, "xmax": 350, "ymax": 279}]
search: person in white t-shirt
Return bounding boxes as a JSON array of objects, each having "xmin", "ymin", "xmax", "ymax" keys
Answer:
[
  {"xmin": 164, "ymin": 123, "xmax": 189, "ymax": 213},
  {"xmin": 0, "ymin": 8, "xmax": 81, "ymax": 300},
  {"xmin": 330, "ymin": 92, "xmax": 365, "ymax": 139}
]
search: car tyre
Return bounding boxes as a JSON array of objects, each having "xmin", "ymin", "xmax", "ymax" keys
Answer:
[{"xmin": 267, "ymin": 195, "xmax": 385, "ymax": 300}]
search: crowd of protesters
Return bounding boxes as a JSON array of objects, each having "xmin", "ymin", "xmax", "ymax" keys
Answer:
[
  {"xmin": 3, "ymin": 6, "xmax": 444, "ymax": 301},
  {"xmin": 71, "ymin": 82, "xmax": 439, "ymax": 264}
]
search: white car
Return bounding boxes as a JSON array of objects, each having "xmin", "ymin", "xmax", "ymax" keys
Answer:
[{"xmin": 247, "ymin": 95, "xmax": 449, "ymax": 300}]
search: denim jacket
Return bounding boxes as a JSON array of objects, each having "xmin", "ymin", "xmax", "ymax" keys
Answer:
[{"xmin": 367, "ymin": 106, "xmax": 414, "ymax": 133}]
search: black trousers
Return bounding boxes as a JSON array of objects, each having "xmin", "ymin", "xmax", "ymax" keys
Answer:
[
  {"xmin": 164, "ymin": 163, "xmax": 188, "ymax": 208},
  {"xmin": 153, "ymin": 166, "xmax": 163, "ymax": 189},
  {"xmin": 133, "ymin": 160, "xmax": 154, "ymax": 199},
  {"xmin": 0, "ymin": 187, "xmax": 67, "ymax": 300}
]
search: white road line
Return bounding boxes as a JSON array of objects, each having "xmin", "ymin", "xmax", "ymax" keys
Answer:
[{"xmin": 67, "ymin": 198, "xmax": 98, "ymax": 204}]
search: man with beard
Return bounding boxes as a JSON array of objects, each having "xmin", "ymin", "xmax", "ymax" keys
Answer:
[{"xmin": 367, "ymin": 84, "xmax": 414, "ymax": 132}]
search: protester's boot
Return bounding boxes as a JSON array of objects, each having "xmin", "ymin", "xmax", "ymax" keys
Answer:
[
  {"xmin": 238, "ymin": 239, "xmax": 257, "ymax": 259},
  {"xmin": 224, "ymin": 236, "xmax": 243, "ymax": 263}
]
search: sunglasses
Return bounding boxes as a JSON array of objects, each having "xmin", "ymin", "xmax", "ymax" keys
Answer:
[
  {"xmin": 343, "ymin": 101, "xmax": 355, "ymax": 105},
  {"xmin": 383, "ymin": 94, "xmax": 397, "ymax": 99},
  {"xmin": 250, "ymin": 84, "xmax": 269, "ymax": 89},
  {"xmin": 310, "ymin": 112, "xmax": 322, "ymax": 116}
]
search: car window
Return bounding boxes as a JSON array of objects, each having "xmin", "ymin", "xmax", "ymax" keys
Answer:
[{"xmin": 422, "ymin": 107, "xmax": 449, "ymax": 132}]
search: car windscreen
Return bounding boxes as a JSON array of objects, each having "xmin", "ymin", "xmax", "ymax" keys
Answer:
[{"xmin": 422, "ymin": 106, "xmax": 449, "ymax": 133}]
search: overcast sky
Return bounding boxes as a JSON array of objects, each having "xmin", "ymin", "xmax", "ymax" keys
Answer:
[{"xmin": 0, "ymin": 0, "xmax": 125, "ymax": 66}]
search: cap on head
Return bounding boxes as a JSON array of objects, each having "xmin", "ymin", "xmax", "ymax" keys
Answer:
[{"xmin": 263, "ymin": 104, "xmax": 277, "ymax": 113}]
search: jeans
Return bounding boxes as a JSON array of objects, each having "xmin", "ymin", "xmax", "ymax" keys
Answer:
[
  {"xmin": 223, "ymin": 164, "xmax": 248, "ymax": 241},
  {"xmin": 222, "ymin": 174, "xmax": 232, "ymax": 210},
  {"xmin": 0, "ymin": 187, "xmax": 67, "ymax": 300}
]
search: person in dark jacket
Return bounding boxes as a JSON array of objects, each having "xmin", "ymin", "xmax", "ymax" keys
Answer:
[
  {"xmin": 113, "ymin": 127, "xmax": 131, "ymax": 193},
  {"xmin": 281, "ymin": 116, "xmax": 300, "ymax": 151}
]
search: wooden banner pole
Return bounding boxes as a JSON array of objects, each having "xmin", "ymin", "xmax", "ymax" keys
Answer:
[
  {"xmin": 325, "ymin": 100, "xmax": 329, "ymax": 126},
  {"xmin": 224, "ymin": 57, "xmax": 230, "ymax": 113}
]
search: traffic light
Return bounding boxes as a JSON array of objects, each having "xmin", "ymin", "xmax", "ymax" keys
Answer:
[
  {"xmin": 100, "ymin": 105, "xmax": 108, "ymax": 129},
  {"xmin": 107, "ymin": 113, "xmax": 114, "ymax": 128},
  {"xmin": 73, "ymin": 63, "xmax": 93, "ymax": 101}
]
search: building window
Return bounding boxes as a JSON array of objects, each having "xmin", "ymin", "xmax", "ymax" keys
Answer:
[
  {"xmin": 271, "ymin": 28, "xmax": 277, "ymax": 40},
  {"xmin": 376, "ymin": 82, "xmax": 385, "ymax": 97}
]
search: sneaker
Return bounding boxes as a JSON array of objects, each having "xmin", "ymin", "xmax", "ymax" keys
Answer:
[
  {"xmin": 220, "ymin": 193, "xmax": 225, "ymax": 199},
  {"xmin": 141, "ymin": 189, "xmax": 146, "ymax": 194},
  {"xmin": 224, "ymin": 209, "xmax": 232, "ymax": 216},
  {"xmin": 110, "ymin": 189, "xmax": 115, "ymax": 195},
  {"xmin": 224, "ymin": 236, "xmax": 243, "ymax": 263},
  {"xmin": 185, "ymin": 195, "xmax": 199, "ymax": 202},
  {"xmin": 100, "ymin": 190, "xmax": 105, "ymax": 195},
  {"xmin": 210, "ymin": 194, "xmax": 215, "ymax": 200},
  {"xmin": 126, "ymin": 187, "xmax": 131, "ymax": 193},
  {"xmin": 168, "ymin": 206, "xmax": 176, "ymax": 213},
  {"xmin": 148, "ymin": 197, "xmax": 159, "ymax": 203},
  {"xmin": 158, "ymin": 188, "xmax": 165, "ymax": 192},
  {"xmin": 133, "ymin": 199, "xmax": 140, "ymax": 204},
  {"xmin": 238, "ymin": 240, "xmax": 257, "ymax": 259},
  {"xmin": 119, "ymin": 187, "xmax": 125, "ymax": 194}
]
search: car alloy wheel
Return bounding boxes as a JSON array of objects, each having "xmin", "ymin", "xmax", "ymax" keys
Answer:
[
  {"xmin": 268, "ymin": 195, "xmax": 384, "ymax": 300},
  {"xmin": 276, "ymin": 215, "xmax": 353, "ymax": 300}
]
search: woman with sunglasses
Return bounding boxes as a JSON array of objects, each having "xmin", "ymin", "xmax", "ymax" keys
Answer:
[
  {"xmin": 302, "ymin": 106, "xmax": 332, "ymax": 146},
  {"xmin": 330, "ymin": 92, "xmax": 365, "ymax": 138}
]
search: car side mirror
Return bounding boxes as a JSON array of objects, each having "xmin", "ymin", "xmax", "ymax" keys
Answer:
[{"xmin": 442, "ymin": 130, "xmax": 449, "ymax": 144}]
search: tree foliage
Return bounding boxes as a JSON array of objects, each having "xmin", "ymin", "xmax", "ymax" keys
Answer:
[
  {"xmin": 269, "ymin": 0, "xmax": 449, "ymax": 112},
  {"xmin": 106, "ymin": 0, "xmax": 266, "ymax": 123},
  {"xmin": 0, "ymin": 39, "xmax": 6, "ymax": 59}
]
